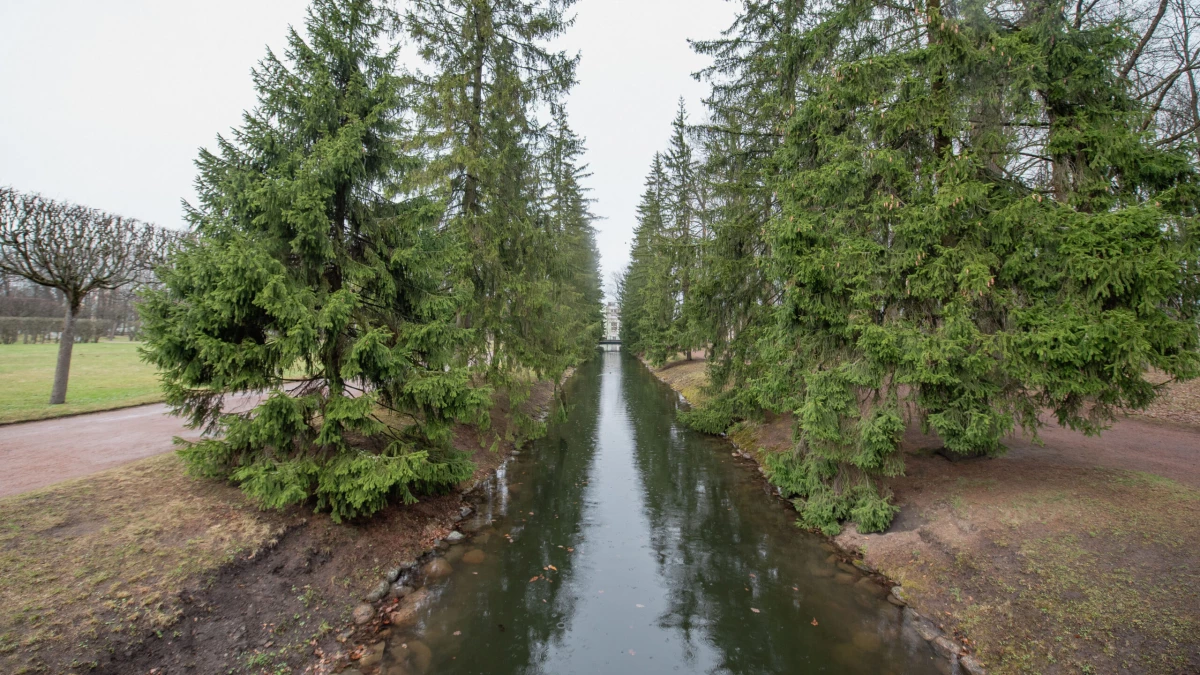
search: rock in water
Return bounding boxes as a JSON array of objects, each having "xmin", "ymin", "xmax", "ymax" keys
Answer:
[
  {"xmin": 446, "ymin": 530, "xmax": 466, "ymax": 544},
  {"xmin": 352, "ymin": 603, "xmax": 375, "ymax": 625},
  {"xmin": 400, "ymin": 587, "xmax": 431, "ymax": 609},
  {"xmin": 389, "ymin": 605, "xmax": 419, "ymax": 628},
  {"xmin": 390, "ymin": 583, "xmax": 415, "ymax": 599},
  {"xmin": 393, "ymin": 639, "xmax": 433, "ymax": 674},
  {"xmin": 359, "ymin": 641, "xmax": 385, "ymax": 669},
  {"xmin": 462, "ymin": 549, "xmax": 486, "ymax": 564},
  {"xmin": 424, "ymin": 558, "xmax": 453, "ymax": 579}
]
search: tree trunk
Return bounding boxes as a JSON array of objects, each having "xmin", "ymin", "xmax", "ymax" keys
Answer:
[
  {"xmin": 464, "ymin": 5, "xmax": 485, "ymax": 219},
  {"xmin": 50, "ymin": 303, "xmax": 79, "ymax": 404},
  {"xmin": 927, "ymin": 0, "xmax": 951, "ymax": 159}
]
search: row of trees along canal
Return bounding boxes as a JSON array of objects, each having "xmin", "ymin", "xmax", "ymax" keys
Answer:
[
  {"xmin": 1, "ymin": 0, "xmax": 602, "ymax": 522},
  {"xmin": 618, "ymin": 0, "xmax": 1200, "ymax": 535},
  {"xmin": 134, "ymin": 0, "xmax": 602, "ymax": 522}
]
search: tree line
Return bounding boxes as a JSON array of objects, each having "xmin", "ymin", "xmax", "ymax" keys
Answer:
[
  {"xmin": 0, "ymin": 276, "xmax": 145, "ymax": 340},
  {"xmin": 137, "ymin": 0, "xmax": 602, "ymax": 521},
  {"xmin": 619, "ymin": 0, "xmax": 1200, "ymax": 534}
]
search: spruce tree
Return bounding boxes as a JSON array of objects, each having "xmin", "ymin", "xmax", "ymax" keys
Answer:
[
  {"xmin": 404, "ymin": 0, "xmax": 598, "ymax": 436},
  {"xmin": 688, "ymin": 0, "xmax": 807, "ymax": 419},
  {"xmin": 663, "ymin": 101, "xmax": 706, "ymax": 361},
  {"xmin": 758, "ymin": 0, "xmax": 1199, "ymax": 534},
  {"xmin": 140, "ymin": 0, "xmax": 489, "ymax": 522},
  {"xmin": 621, "ymin": 154, "xmax": 685, "ymax": 365},
  {"xmin": 619, "ymin": 107, "xmax": 710, "ymax": 367}
]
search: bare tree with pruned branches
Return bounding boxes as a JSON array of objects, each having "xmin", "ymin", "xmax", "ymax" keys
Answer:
[{"xmin": 0, "ymin": 187, "xmax": 173, "ymax": 404}]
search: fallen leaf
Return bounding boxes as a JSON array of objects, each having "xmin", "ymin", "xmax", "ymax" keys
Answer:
[
  {"xmin": 751, "ymin": 608, "xmax": 760, "ymax": 613},
  {"xmin": 811, "ymin": 618, "xmax": 819, "ymax": 626},
  {"xmin": 453, "ymin": 631, "xmax": 462, "ymax": 636},
  {"xmin": 548, "ymin": 565, "xmax": 558, "ymax": 572},
  {"xmin": 529, "ymin": 576, "xmax": 539, "ymax": 583}
]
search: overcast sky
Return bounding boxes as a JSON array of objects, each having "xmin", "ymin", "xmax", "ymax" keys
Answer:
[{"xmin": 0, "ymin": 0, "xmax": 737, "ymax": 300}]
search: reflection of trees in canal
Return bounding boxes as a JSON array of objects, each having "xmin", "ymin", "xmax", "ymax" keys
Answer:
[
  {"xmin": 621, "ymin": 355, "xmax": 927, "ymax": 674},
  {"xmin": 420, "ymin": 356, "xmax": 604, "ymax": 673}
]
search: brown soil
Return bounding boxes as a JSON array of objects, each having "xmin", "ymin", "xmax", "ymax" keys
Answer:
[
  {"xmin": 649, "ymin": 361, "xmax": 1200, "ymax": 675},
  {"xmin": 0, "ymin": 382, "xmax": 554, "ymax": 675}
]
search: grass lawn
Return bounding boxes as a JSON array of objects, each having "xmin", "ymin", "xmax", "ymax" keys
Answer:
[{"xmin": 0, "ymin": 341, "xmax": 164, "ymax": 424}]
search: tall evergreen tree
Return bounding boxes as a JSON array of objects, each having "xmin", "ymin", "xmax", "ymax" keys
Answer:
[
  {"xmin": 689, "ymin": 0, "xmax": 806, "ymax": 415},
  {"xmin": 404, "ymin": 0, "xmax": 599, "ymax": 438},
  {"xmin": 140, "ymin": 0, "xmax": 489, "ymax": 522},
  {"xmin": 619, "ymin": 107, "xmax": 708, "ymax": 367},
  {"xmin": 621, "ymin": 154, "xmax": 683, "ymax": 364},
  {"xmin": 624, "ymin": 0, "xmax": 1199, "ymax": 535},
  {"xmin": 405, "ymin": 0, "xmax": 582, "ymax": 363},
  {"xmin": 758, "ymin": 0, "xmax": 1199, "ymax": 534}
]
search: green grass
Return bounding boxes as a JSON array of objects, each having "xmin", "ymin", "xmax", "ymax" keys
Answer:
[{"xmin": 0, "ymin": 341, "xmax": 163, "ymax": 424}]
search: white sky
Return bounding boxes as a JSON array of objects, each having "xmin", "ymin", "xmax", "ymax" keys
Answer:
[{"xmin": 0, "ymin": 0, "xmax": 737, "ymax": 300}]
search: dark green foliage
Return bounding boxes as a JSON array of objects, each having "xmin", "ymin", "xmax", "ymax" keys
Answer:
[
  {"xmin": 140, "ymin": 0, "xmax": 489, "ymax": 522},
  {"xmin": 619, "ymin": 104, "xmax": 707, "ymax": 366},
  {"xmin": 689, "ymin": 0, "xmax": 805, "ymax": 397},
  {"xmin": 760, "ymin": 0, "xmax": 1198, "ymax": 534},
  {"xmin": 405, "ymin": 0, "xmax": 600, "ymax": 423},
  {"xmin": 624, "ymin": 0, "xmax": 1200, "ymax": 535}
]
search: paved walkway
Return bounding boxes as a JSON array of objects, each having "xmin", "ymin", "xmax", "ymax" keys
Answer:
[{"xmin": 0, "ymin": 395, "xmax": 261, "ymax": 498}]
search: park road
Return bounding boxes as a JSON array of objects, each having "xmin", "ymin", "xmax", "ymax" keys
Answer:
[{"xmin": 0, "ymin": 395, "xmax": 262, "ymax": 498}]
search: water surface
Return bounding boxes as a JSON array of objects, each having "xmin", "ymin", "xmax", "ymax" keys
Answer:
[{"xmin": 381, "ymin": 352, "xmax": 942, "ymax": 674}]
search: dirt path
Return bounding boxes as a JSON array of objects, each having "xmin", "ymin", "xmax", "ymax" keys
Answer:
[
  {"xmin": 0, "ymin": 396, "xmax": 261, "ymax": 498},
  {"xmin": 915, "ymin": 413, "xmax": 1200, "ymax": 488}
]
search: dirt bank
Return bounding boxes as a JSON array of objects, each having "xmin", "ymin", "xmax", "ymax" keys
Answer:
[
  {"xmin": 648, "ymin": 357, "xmax": 1200, "ymax": 675},
  {"xmin": 0, "ymin": 382, "xmax": 556, "ymax": 675}
]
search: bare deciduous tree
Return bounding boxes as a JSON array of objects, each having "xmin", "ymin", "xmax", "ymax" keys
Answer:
[{"xmin": 0, "ymin": 187, "xmax": 170, "ymax": 404}]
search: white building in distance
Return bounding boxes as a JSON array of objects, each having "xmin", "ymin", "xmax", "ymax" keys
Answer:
[{"xmin": 604, "ymin": 302, "xmax": 620, "ymax": 342}]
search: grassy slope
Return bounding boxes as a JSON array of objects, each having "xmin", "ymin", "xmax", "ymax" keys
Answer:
[
  {"xmin": 649, "ymin": 358, "xmax": 1200, "ymax": 675},
  {"xmin": 0, "ymin": 342, "xmax": 163, "ymax": 424}
]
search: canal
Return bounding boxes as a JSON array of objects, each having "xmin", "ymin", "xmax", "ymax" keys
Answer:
[{"xmin": 376, "ymin": 351, "xmax": 943, "ymax": 674}]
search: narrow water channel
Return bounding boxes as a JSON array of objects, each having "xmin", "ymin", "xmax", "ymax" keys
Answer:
[{"xmin": 377, "ymin": 352, "xmax": 944, "ymax": 674}]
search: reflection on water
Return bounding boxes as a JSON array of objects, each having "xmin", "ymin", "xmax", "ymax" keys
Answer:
[{"xmin": 372, "ymin": 352, "xmax": 943, "ymax": 675}]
